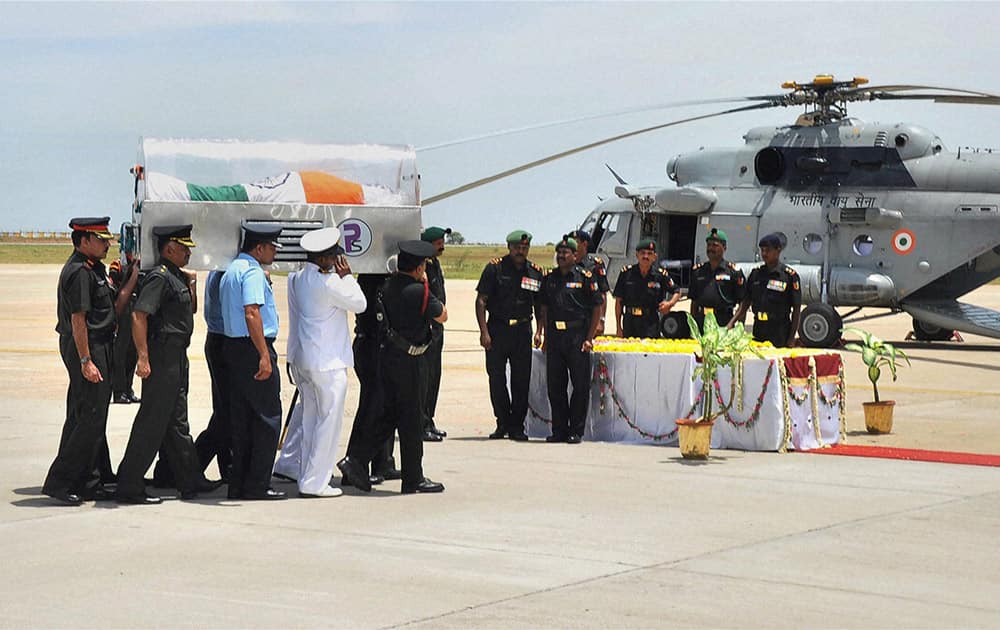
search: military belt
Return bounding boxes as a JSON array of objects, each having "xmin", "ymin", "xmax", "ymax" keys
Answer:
[
  {"xmin": 385, "ymin": 328, "xmax": 431, "ymax": 356},
  {"xmin": 550, "ymin": 319, "xmax": 584, "ymax": 331}
]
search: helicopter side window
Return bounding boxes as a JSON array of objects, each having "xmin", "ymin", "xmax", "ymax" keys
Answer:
[
  {"xmin": 853, "ymin": 234, "xmax": 874, "ymax": 257},
  {"xmin": 803, "ymin": 233, "xmax": 823, "ymax": 255}
]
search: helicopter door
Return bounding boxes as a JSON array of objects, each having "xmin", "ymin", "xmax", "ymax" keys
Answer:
[
  {"xmin": 658, "ymin": 214, "xmax": 698, "ymax": 288},
  {"xmin": 591, "ymin": 211, "xmax": 632, "ymax": 257}
]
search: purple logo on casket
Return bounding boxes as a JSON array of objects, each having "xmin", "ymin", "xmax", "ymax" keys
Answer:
[{"xmin": 337, "ymin": 218, "xmax": 373, "ymax": 256}]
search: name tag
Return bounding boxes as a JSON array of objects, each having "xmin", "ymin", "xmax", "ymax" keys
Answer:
[
  {"xmin": 646, "ymin": 281, "xmax": 660, "ymax": 289},
  {"xmin": 555, "ymin": 321, "xmax": 567, "ymax": 330},
  {"xmin": 566, "ymin": 282, "xmax": 582, "ymax": 289},
  {"xmin": 758, "ymin": 312, "xmax": 769, "ymax": 321},
  {"xmin": 766, "ymin": 279, "xmax": 787, "ymax": 292},
  {"xmin": 521, "ymin": 277, "xmax": 540, "ymax": 292},
  {"xmin": 628, "ymin": 307, "xmax": 644, "ymax": 316},
  {"xmin": 715, "ymin": 274, "xmax": 730, "ymax": 281}
]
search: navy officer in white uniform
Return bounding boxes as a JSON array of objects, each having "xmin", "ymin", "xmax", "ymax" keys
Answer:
[{"xmin": 273, "ymin": 228, "xmax": 366, "ymax": 498}]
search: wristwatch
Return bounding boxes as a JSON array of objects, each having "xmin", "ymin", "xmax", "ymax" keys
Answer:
[{"xmin": 80, "ymin": 356, "xmax": 91, "ymax": 365}]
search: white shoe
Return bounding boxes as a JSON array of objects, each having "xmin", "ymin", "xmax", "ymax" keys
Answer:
[{"xmin": 298, "ymin": 486, "xmax": 343, "ymax": 498}]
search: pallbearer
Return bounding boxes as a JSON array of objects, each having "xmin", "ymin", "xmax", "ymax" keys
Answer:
[{"xmin": 116, "ymin": 225, "xmax": 222, "ymax": 504}]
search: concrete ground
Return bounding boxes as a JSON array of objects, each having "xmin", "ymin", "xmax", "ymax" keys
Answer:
[{"xmin": 2, "ymin": 264, "xmax": 999, "ymax": 629}]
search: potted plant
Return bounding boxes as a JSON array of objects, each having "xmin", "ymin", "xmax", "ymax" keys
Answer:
[
  {"xmin": 843, "ymin": 327, "xmax": 910, "ymax": 434},
  {"xmin": 677, "ymin": 313, "xmax": 761, "ymax": 458}
]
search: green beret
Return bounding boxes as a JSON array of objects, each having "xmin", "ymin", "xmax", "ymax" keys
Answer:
[
  {"xmin": 506, "ymin": 230, "xmax": 532, "ymax": 244},
  {"xmin": 556, "ymin": 237, "xmax": 578, "ymax": 252},
  {"xmin": 706, "ymin": 228, "xmax": 727, "ymax": 244},
  {"xmin": 421, "ymin": 226, "xmax": 451, "ymax": 242},
  {"xmin": 635, "ymin": 238, "xmax": 656, "ymax": 252}
]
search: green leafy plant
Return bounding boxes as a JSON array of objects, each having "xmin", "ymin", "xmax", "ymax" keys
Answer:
[
  {"xmin": 686, "ymin": 313, "xmax": 762, "ymax": 422},
  {"xmin": 843, "ymin": 327, "xmax": 910, "ymax": 402}
]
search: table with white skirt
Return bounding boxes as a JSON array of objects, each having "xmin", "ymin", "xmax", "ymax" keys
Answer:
[{"xmin": 524, "ymin": 349, "xmax": 845, "ymax": 451}]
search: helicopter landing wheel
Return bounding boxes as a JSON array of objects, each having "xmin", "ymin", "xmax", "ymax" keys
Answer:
[
  {"xmin": 910, "ymin": 317, "xmax": 954, "ymax": 342},
  {"xmin": 799, "ymin": 303, "xmax": 843, "ymax": 348},
  {"xmin": 661, "ymin": 312, "xmax": 690, "ymax": 339}
]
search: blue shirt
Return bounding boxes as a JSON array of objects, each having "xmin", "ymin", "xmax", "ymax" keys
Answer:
[
  {"xmin": 203, "ymin": 270, "xmax": 225, "ymax": 334},
  {"xmin": 220, "ymin": 253, "xmax": 279, "ymax": 338}
]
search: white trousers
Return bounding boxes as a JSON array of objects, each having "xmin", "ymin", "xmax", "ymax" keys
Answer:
[{"xmin": 273, "ymin": 365, "xmax": 348, "ymax": 495}]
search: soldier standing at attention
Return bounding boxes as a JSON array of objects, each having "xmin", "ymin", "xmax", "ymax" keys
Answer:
[
  {"xmin": 338, "ymin": 240, "xmax": 448, "ymax": 494},
  {"xmin": 689, "ymin": 228, "xmax": 745, "ymax": 334},
  {"xmin": 570, "ymin": 230, "xmax": 610, "ymax": 335},
  {"xmin": 474, "ymin": 230, "xmax": 544, "ymax": 441},
  {"xmin": 43, "ymin": 217, "xmax": 118, "ymax": 505},
  {"xmin": 612, "ymin": 239, "xmax": 679, "ymax": 338},
  {"xmin": 220, "ymin": 223, "xmax": 287, "ymax": 500},
  {"xmin": 420, "ymin": 226, "xmax": 451, "ymax": 443},
  {"xmin": 731, "ymin": 233, "xmax": 801, "ymax": 347},
  {"xmin": 116, "ymin": 225, "xmax": 222, "ymax": 504},
  {"xmin": 537, "ymin": 236, "xmax": 603, "ymax": 444}
]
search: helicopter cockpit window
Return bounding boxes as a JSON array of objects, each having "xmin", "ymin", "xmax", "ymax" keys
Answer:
[
  {"xmin": 852, "ymin": 234, "xmax": 874, "ymax": 257},
  {"xmin": 803, "ymin": 233, "xmax": 823, "ymax": 255}
]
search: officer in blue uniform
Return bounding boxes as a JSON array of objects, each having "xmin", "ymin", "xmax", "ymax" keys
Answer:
[
  {"xmin": 420, "ymin": 226, "xmax": 450, "ymax": 442},
  {"xmin": 193, "ymin": 270, "xmax": 232, "ymax": 480},
  {"xmin": 338, "ymin": 240, "xmax": 448, "ymax": 494},
  {"xmin": 474, "ymin": 230, "xmax": 544, "ymax": 440},
  {"xmin": 43, "ymin": 217, "xmax": 117, "ymax": 505},
  {"xmin": 688, "ymin": 228, "xmax": 746, "ymax": 333},
  {"xmin": 538, "ymin": 236, "xmax": 603, "ymax": 444},
  {"xmin": 612, "ymin": 239, "xmax": 679, "ymax": 339},
  {"xmin": 116, "ymin": 225, "xmax": 222, "ymax": 504},
  {"xmin": 220, "ymin": 223, "xmax": 286, "ymax": 500},
  {"xmin": 731, "ymin": 233, "xmax": 802, "ymax": 347}
]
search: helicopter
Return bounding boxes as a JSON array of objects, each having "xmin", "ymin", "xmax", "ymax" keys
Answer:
[{"xmin": 423, "ymin": 75, "xmax": 1000, "ymax": 348}]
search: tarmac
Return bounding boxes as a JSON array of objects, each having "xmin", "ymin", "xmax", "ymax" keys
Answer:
[{"xmin": 2, "ymin": 264, "xmax": 999, "ymax": 629}]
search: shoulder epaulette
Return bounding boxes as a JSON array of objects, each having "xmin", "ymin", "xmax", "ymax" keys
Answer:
[
  {"xmin": 530, "ymin": 262, "xmax": 543, "ymax": 272},
  {"xmin": 593, "ymin": 256, "xmax": 604, "ymax": 266},
  {"xmin": 159, "ymin": 265, "xmax": 167, "ymax": 272},
  {"xmin": 727, "ymin": 261, "xmax": 738, "ymax": 269},
  {"xmin": 657, "ymin": 267, "xmax": 670, "ymax": 276},
  {"xmin": 621, "ymin": 264, "xmax": 633, "ymax": 273},
  {"xmin": 83, "ymin": 259, "xmax": 94, "ymax": 269},
  {"xmin": 784, "ymin": 265, "xmax": 799, "ymax": 276},
  {"xmin": 581, "ymin": 268, "xmax": 593, "ymax": 278},
  {"xmin": 692, "ymin": 262, "xmax": 703, "ymax": 270},
  {"xmin": 489, "ymin": 257, "xmax": 502, "ymax": 265}
]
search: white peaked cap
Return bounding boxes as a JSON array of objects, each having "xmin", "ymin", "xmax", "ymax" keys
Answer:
[{"xmin": 300, "ymin": 227, "xmax": 342, "ymax": 253}]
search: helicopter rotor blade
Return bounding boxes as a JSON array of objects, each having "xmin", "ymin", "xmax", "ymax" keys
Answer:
[
  {"xmin": 422, "ymin": 102, "xmax": 774, "ymax": 206},
  {"xmin": 416, "ymin": 96, "xmax": 768, "ymax": 152},
  {"xmin": 848, "ymin": 84, "xmax": 999, "ymax": 98},
  {"xmin": 874, "ymin": 93, "xmax": 1000, "ymax": 106}
]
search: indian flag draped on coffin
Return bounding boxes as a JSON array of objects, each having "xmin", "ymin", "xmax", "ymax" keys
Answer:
[{"xmin": 139, "ymin": 138, "xmax": 418, "ymax": 206}]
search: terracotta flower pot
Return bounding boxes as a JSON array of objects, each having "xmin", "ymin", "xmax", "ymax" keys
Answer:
[
  {"xmin": 675, "ymin": 419, "xmax": 714, "ymax": 459},
  {"xmin": 863, "ymin": 400, "xmax": 895, "ymax": 434}
]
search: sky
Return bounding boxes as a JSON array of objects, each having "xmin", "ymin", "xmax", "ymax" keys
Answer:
[{"xmin": 2, "ymin": 1, "xmax": 1000, "ymax": 243}]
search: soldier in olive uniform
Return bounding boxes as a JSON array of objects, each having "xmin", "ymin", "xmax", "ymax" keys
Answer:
[
  {"xmin": 571, "ymin": 230, "xmax": 610, "ymax": 335},
  {"xmin": 116, "ymin": 225, "xmax": 222, "ymax": 504},
  {"xmin": 338, "ymin": 240, "xmax": 448, "ymax": 494},
  {"xmin": 109, "ymin": 251, "xmax": 141, "ymax": 405},
  {"xmin": 538, "ymin": 236, "xmax": 603, "ymax": 444},
  {"xmin": 731, "ymin": 233, "xmax": 801, "ymax": 347},
  {"xmin": 688, "ymin": 228, "xmax": 746, "ymax": 333},
  {"xmin": 612, "ymin": 239, "xmax": 680, "ymax": 339},
  {"xmin": 43, "ymin": 217, "xmax": 118, "ymax": 505},
  {"xmin": 420, "ymin": 226, "xmax": 451, "ymax": 442},
  {"xmin": 474, "ymin": 230, "xmax": 544, "ymax": 441}
]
